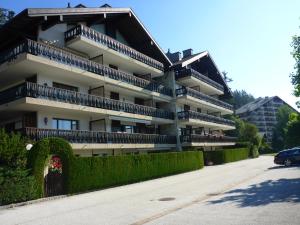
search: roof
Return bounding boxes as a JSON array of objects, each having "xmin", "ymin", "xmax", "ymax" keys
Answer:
[
  {"xmin": 236, "ymin": 96, "xmax": 299, "ymax": 115},
  {"xmin": 0, "ymin": 6, "xmax": 172, "ymax": 67},
  {"xmin": 172, "ymin": 50, "xmax": 232, "ymax": 97}
]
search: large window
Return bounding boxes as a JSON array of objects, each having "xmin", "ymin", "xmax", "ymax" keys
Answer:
[
  {"xmin": 52, "ymin": 118, "xmax": 79, "ymax": 130},
  {"xmin": 53, "ymin": 82, "xmax": 78, "ymax": 92}
]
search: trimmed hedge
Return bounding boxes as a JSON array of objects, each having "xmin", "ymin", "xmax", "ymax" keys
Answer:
[
  {"xmin": 0, "ymin": 168, "xmax": 38, "ymax": 205},
  {"xmin": 204, "ymin": 148, "xmax": 250, "ymax": 165},
  {"xmin": 68, "ymin": 151, "xmax": 204, "ymax": 193},
  {"xmin": 28, "ymin": 138, "xmax": 204, "ymax": 196},
  {"xmin": 27, "ymin": 138, "xmax": 74, "ymax": 197},
  {"xmin": 0, "ymin": 129, "xmax": 38, "ymax": 205}
]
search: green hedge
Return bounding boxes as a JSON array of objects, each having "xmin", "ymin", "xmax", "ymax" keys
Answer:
[
  {"xmin": 204, "ymin": 148, "xmax": 250, "ymax": 165},
  {"xmin": 0, "ymin": 168, "xmax": 38, "ymax": 205},
  {"xmin": 0, "ymin": 129, "xmax": 39, "ymax": 205},
  {"xmin": 28, "ymin": 138, "xmax": 204, "ymax": 196},
  {"xmin": 27, "ymin": 138, "xmax": 74, "ymax": 197},
  {"xmin": 68, "ymin": 151, "xmax": 204, "ymax": 193}
]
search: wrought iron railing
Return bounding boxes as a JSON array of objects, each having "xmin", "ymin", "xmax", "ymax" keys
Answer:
[
  {"xmin": 23, "ymin": 127, "xmax": 176, "ymax": 144},
  {"xmin": 175, "ymin": 68, "xmax": 224, "ymax": 92},
  {"xmin": 64, "ymin": 24, "xmax": 164, "ymax": 71},
  {"xmin": 0, "ymin": 39, "xmax": 172, "ymax": 97},
  {"xmin": 180, "ymin": 134, "xmax": 237, "ymax": 143},
  {"xmin": 176, "ymin": 87, "xmax": 233, "ymax": 111},
  {"xmin": 0, "ymin": 82, "xmax": 174, "ymax": 120},
  {"xmin": 177, "ymin": 110, "xmax": 235, "ymax": 127}
]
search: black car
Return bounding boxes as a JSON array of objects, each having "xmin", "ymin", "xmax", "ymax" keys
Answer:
[{"xmin": 274, "ymin": 148, "xmax": 300, "ymax": 166}]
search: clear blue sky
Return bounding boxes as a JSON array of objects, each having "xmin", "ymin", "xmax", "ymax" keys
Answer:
[{"xmin": 2, "ymin": 0, "xmax": 300, "ymax": 109}]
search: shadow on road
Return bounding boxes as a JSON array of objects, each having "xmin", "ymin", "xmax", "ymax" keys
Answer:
[
  {"xmin": 208, "ymin": 176, "xmax": 300, "ymax": 207},
  {"xmin": 268, "ymin": 165, "xmax": 300, "ymax": 170}
]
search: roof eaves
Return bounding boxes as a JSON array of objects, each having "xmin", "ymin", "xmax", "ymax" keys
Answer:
[{"xmin": 129, "ymin": 9, "xmax": 172, "ymax": 67}]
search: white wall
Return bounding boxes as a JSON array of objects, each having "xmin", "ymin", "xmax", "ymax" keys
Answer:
[
  {"xmin": 38, "ymin": 23, "xmax": 68, "ymax": 48},
  {"xmin": 37, "ymin": 110, "xmax": 90, "ymax": 130}
]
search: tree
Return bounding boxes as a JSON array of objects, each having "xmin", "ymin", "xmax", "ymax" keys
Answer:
[
  {"xmin": 0, "ymin": 8, "xmax": 15, "ymax": 27},
  {"xmin": 291, "ymin": 34, "xmax": 300, "ymax": 107},
  {"xmin": 225, "ymin": 115, "xmax": 261, "ymax": 146},
  {"xmin": 285, "ymin": 113, "xmax": 300, "ymax": 148},
  {"xmin": 271, "ymin": 105, "xmax": 294, "ymax": 150},
  {"xmin": 228, "ymin": 90, "xmax": 256, "ymax": 110}
]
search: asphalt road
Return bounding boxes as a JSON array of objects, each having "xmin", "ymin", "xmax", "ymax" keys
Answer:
[{"xmin": 1, "ymin": 156, "xmax": 299, "ymax": 225}]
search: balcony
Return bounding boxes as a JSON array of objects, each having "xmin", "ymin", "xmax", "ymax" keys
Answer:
[
  {"xmin": 175, "ymin": 68, "xmax": 224, "ymax": 95},
  {"xmin": 177, "ymin": 110, "xmax": 235, "ymax": 130},
  {"xmin": 180, "ymin": 134, "xmax": 236, "ymax": 146},
  {"xmin": 0, "ymin": 39, "xmax": 172, "ymax": 98},
  {"xmin": 65, "ymin": 25, "xmax": 164, "ymax": 76},
  {"xmin": 23, "ymin": 127, "xmax": 176, "ymax": 149},
  {"xmin": 0, "ymin": 82, "xmax": 174, "ymax": 122},
  {"xmin": 176, "ymin": 87, "xmax": 233, "ymax": 115}
]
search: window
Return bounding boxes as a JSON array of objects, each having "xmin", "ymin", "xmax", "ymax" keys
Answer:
[
  {"xmin": 52, "ymin": 118, "xmax": 79, "ymax": 130},
  {"xmin": 109, "ymin": 64, "xmax": 118, "ymax": 70},
  {"xmin": 134, "ymin": 98, "xmax": 144, "ymax": 105},
  {"xmin": 123, "ymin": 125, "xmax": 133, "ymax": 133},
  {"xmin": 53, "ymin": 82, "xmax": 78, "ymax": 92},
  {"xmin": 110, "ymin": 92, "xmax": 119, "ymax": 100},
  {"xmin": 111, "ymin": 120, "xmax": 121, "ymax": 132},
  {"xmin": 184, "ymin": 105, "xmax": 190, "ymax": 111}
]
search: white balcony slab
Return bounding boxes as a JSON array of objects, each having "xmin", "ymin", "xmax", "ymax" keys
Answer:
[
  {"xmin": 0, "ymin": 53, "xmax": 172, "ymax": 102},
  {"xmin": 0, "ymin": 97, "xmax": 174, "ymax": 125},
  {"xmin": 177, "ymin": 95, "xmax": 233, "ymax": 115},
  {"xmin": 176, "ymin": 76, "xmax": 224, "ymax": 96},
  {"xmin": 71, "ymin": 143, "xmax": 176, "ymax": 150},
  {"xmin": 178, "ymin": 118, "xmax": 235, "ymax": 130},
  {"xmin": 66, "ymin": 36, "xmax": 164, "ymax": 77},
  {"xmin": 181, "ymin": 142, "xmax": 235, "ymax": 147}
]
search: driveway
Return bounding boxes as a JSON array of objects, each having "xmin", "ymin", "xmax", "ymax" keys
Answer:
[{"xmin": 1, "ymin": 156, "xmax": 299, "ymax": 225}]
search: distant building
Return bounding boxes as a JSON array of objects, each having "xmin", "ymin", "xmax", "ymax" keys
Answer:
[{"xmin": 236, "ymin": 96, "xmax": 298, "ymax": 144}]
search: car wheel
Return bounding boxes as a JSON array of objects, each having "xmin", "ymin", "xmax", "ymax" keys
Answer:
[{"xmin": 284, "ymin": 159, "xmax": 292, "ymax": 167}]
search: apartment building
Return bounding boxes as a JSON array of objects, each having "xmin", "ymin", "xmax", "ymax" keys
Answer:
[
  {"xmin": 236, "ymin": 96, "xmax": 297, "ymax": 144},
  {"xmin": 0, "ymin": 4, "xmax": 235, "ymax": 155}
]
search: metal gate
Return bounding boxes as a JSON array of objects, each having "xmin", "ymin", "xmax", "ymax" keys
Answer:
[{"xmin": 44, "ymin": 155, "xmax": 63, "ymax": 197}]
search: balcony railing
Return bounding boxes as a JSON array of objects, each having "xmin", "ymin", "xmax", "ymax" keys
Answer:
[
  {"xmin": 0, "ymin": 82, "xmax": 174, "ymax": 120},
  {"xmin": 0, "ymin": 39, "xmax": 172, "ymax": 97},
  {"xmin": 175, "ymin": 68, "xmax": 224, "ymax": 92},
  {"xmin": 177, "ymin": 110, "xmax": 235, "ymax": 127},
  {"xmin": 64, "ymin": 24, "xmax": 164, "ymax": 71},
  {"xmin": 180, "ymin": 134, "xmax": 237, "ymax": 143},
  {"xmin": 176, "ymin": 87, "xmax": 233, "ymax": 111},
  {"xmin": 23, "ymin": 127, "xmax": 176, "ymax": 144}
]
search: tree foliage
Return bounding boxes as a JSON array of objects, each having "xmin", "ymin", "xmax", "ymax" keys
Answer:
[
  {"xmin": 227, "ymin": 90, "xmax": 256, "ymax": 110},
  {"xmin": 0, "ymin": 129, "xmax": 27, "ymax": 168},
  {"xmin": 271, "ymin": 105, "xmax": 294, "ymax": 150},
  {"xmin": 225, "ymin": 115, "xmax": 262, "ymax": 148},
  {"xmin": 285, "ymin": 112, "xmax": 300, "ymax": 148},
  {"xmin": 0, "ymin": 8, "xmax": 15, "ymax": 27},
  {"xmin": 0, "ymin": 129, "xmax": 38, "ymax": 205},
  {"xmin": 291, "ymin": 34, "xmax": 300, "ymax": 107}
]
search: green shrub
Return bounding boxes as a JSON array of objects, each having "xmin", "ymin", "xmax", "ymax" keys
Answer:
[
  {"xmin": 68, "ymin": 151, "xmax": 203, "ymax": 194},
  {"xmin": 259, "ymin": 145, "xmax": 275, "ymax": 154},
  {"xmin": 250, "ymin": 145, "xmax": 259, "ymax": 158},
  {"xmin": 204, "ymin": 148, "xmax": 250, "ymax": 165},
  {"xmin": 0, "ymin": 167, "xmax": 38, "ymax": 205},
  {"xmin": 27, "ymin": 138, "xmax": 74, "ymax": 197},
  {"xmin": 0, "ymin": 129, "xmax": 27, "ymax": 168},
  {"xmin": 0, "ymin": 129, "xmax": 39, "ymax": 205}
]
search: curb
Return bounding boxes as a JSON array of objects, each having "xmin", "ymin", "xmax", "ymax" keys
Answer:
[{"xmin": 0, "ymin": 194, "xmax": 68, "ymax": 210}]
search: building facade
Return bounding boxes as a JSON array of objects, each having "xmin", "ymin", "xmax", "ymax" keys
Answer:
[
  {"xmin": 236, "ymin": 96, "xmax": 297, "ymax": 144},
  {"xmin": 0, "ymin": 4, "xmax": 235, "ymax": 156}
]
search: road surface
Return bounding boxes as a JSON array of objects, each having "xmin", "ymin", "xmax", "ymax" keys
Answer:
[{"xmin": 0, "ymin": 156, "xmax": 299, "ymax": 225}]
